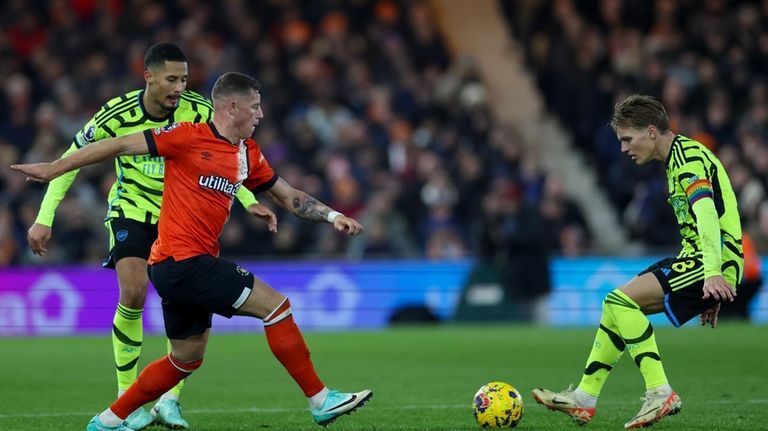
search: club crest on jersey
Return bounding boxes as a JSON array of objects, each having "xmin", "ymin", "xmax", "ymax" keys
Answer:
[
  {"xmin": 669, "ymin": 195, "xmax": 689, "ymax": 222},
  {"xmin": 238, "ymin": 154, "xmax": 248, "ymax": 178},
  {"xmin": 116, "ymin": 229, "xmax": 129, "ymax": 242},
  {"xmin": 198, "ymin": 174, "xmax": 241, "ymax": 197},
  {"xmin": 237, "ymin": 144, "xmax": 249, "ymax": 181},
  {"xmin": 154, "ymin": 123, "xmax": 180, "ymax": 135}
]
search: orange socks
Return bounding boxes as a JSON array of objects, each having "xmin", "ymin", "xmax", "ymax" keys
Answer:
[
  {"xmin": 264, "ymin": 299, "xmax": 325, "ymax": 397},
  {"xmin": 111, "ymin": 355, "xmax": 202, "ymax": 419},
  {"xmin": 110, "ymin": 297, "xmax": 321, "ymax": 420}
]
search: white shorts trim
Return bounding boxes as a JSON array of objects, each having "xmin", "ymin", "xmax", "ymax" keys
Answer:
[{"xmin": 232, "ymin": 287, "xmax": 252, "ymax": 309}]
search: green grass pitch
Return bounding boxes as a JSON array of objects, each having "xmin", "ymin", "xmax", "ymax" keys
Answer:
[{"xmin": 0, "ymin": 324, "xmax": 765, "ymax": 430}]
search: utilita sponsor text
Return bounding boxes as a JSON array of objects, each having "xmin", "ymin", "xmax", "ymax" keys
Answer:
[{"xmin": 198, "ymin": 174, "xmax": 241, "ymax": 196}]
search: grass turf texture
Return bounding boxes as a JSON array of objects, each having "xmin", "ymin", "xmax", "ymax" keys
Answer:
[{"xmin": 0, "ymin": 324, "xmax": 765, "ymax": 430}]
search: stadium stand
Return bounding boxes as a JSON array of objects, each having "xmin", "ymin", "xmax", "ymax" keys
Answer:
[{"xmin": 0, "ymin": 0, "xmax": 591, "ymax": 270}]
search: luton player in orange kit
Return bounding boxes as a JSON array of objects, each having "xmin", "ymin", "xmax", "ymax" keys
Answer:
[{"xmin": 12, "ymin": 72, "xmax": 372, "ymax": 431}]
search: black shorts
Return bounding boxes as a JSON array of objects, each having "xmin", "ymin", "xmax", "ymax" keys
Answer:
[
  {"xmin": 102, "ymin": 218, "xmax": 158, "ymax": 269},
  {"xmin": 640, "ymin": 256, "xmax": 719, "ymax": 327},
  {"xmin": 148, "ymin": 255, "xmax": 255, "ymax": 339}
]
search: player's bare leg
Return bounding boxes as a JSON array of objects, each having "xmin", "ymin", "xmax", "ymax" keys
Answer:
[
  {"xmin": 238, "ymin": 277, "xmax": 373, "ymax": 426},
  {"xmin": 617, "ymin": 273, "xmax": 665, "ymax": 314}
]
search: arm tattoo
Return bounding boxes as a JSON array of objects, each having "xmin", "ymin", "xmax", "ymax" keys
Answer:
[
  {"xmin": 267, "ymin": 177, "xmax": 334, "ymax": 222},
  {"xmin": 292, "ymin": 194, "xmax": 331, "ymax": 222}
]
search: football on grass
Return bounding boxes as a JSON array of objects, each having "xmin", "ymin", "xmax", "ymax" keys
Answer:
[{"xmin": 472, "ymin": 381, "xmax": 524, "ymax": 428}]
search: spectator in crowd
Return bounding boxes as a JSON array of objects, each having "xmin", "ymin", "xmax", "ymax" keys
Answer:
[
  {"xmin": 477, "ymin": 178, "xmax": 551, "ymax": 321},
  {"xmin": 538, "ymin": 175, "xmax": 591, "ymax": 256}
]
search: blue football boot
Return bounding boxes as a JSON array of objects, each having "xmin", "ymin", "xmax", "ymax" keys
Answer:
[
  {"xmin": 124, "ymin": 407, "xmax": 154, "ymax": 430},
  {"xmin": 311, "ymin": 389, "xmax": 373, "ymax": 426},
  {"xmin": 86, "ymin": 415, "xmax": 135, "ymax": 431},
  {"xmin": 151, "ymin": 399, "xmax": 189, "ymax": 429}
]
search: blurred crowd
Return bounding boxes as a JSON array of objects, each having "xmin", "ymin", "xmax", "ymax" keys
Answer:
[
  {"xmin": 0, "ymin": 0, "xmax": 591, "ymax": 269},
  {"xmin": 502, "ymin": 0, "xmax": 768, "ymax": 251}
]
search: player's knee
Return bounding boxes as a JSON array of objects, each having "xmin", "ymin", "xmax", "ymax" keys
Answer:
[
  {"xmin": 117, "ymin": 278, "xmax": 149, "ymax": 306},
  {"xmin": 118, "ymin": 290, "xmax": 147, "ymax": 309},
  {"xmin": 116, "ymin": 261, "xmax": 150, "ymax": 305},
  {"xmin": 135, "ymin": 356, "xmax": 204, "ymax": 393}
]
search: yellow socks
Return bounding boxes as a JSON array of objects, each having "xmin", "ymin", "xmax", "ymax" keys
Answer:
[
  {"xmin": 112, "ymin": 304, "xmax": 143, "ymax": 392},
  {"xmin": 578, "ymin": 290, "xmax": 668, "ymax": 398}
]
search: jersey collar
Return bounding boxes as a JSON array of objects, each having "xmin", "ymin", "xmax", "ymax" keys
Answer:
[
  {"xmin": 208, "ymin": 122, "xmax": 241, "ymax": 145},
  {"xmin": 665, "ymin": 135, "xmax": 681, "ymax": 169},
  {"xmin": 137, "ymin": 90, "xmax": 176, "ymax": 122}
]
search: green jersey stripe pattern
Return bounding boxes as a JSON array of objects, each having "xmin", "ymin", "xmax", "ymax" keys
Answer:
[
  {"xmin": 72, "ymin": 89, "xmax": 214, "ymax": 224},
  {"xmin": 665, "ymin": 135, "xmax": 743, "ymax": 286},
  {"xmin": 96, "ymin": 101, "xmax": 140, "ymax": 128},
  {"xmin": 93, "ymin": 93, "xmax": 134, "ymax": 124},
  {"xmin": 180, "ymin": 92, "xmax": 214, "ymax": 122}
]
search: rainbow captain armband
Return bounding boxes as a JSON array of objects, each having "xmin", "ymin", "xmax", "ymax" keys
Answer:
[{"xmin": 684, "ymin": 178, "xmax": 714, "ymax": 205}]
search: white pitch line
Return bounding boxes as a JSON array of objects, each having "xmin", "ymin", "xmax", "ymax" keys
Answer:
[
  {"xmin": 0, "ymin": 404, "xmax": 466, "ymax": 419},
  {"xmin": 1, "ymin": 400, "xmax": 766, "ymax": 419}
]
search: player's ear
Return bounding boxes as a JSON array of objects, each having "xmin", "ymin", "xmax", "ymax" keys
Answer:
[
  {"xmin": 144, "ymin": 69, "xmax": 153, "ymax": 84},
  {"xmin": 648, "ymin": 125, "xmax": 656, "ymax": 139}
]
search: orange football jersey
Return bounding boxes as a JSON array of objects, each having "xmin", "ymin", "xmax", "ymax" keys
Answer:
[{"xmin": 143, "ymin": 122, "xmax": 276, "ymax": 262}]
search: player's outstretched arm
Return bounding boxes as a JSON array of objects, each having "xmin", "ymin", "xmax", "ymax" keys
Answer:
[
  {"xmin": 262, "ymin": 177, "xmax": 363, "ymax": 235},
  {"xmin": 11, "ymin": 133, "xmax": 149, "ymax": 183},
  {"xmin": 27, "ymin": 143, "xmax": 83, "ymax": 256}
]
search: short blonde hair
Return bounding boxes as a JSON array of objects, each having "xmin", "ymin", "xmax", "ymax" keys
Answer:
[{"xmin": 610, "ymin": 94, "xmax": 670, "ymax": 132}]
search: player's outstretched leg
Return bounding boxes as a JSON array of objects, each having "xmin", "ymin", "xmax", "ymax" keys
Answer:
[
  {"xmin": 531, "ymin": 385, "xmax": 595, "ymax": 425},
  {"xmin": 310, "ymin": 389, "xmax": 374, "ymax": 426},
  {"xmin": 624, "ymin": 387, "xmax": 681, "ymax": 429},
  {"xmin": 262, "ymin": 298, "xmax": 372, "ymax": 426},
  {"xmin": 86, "ymin": 415, "xmax": 135, "ymax": 431}
]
